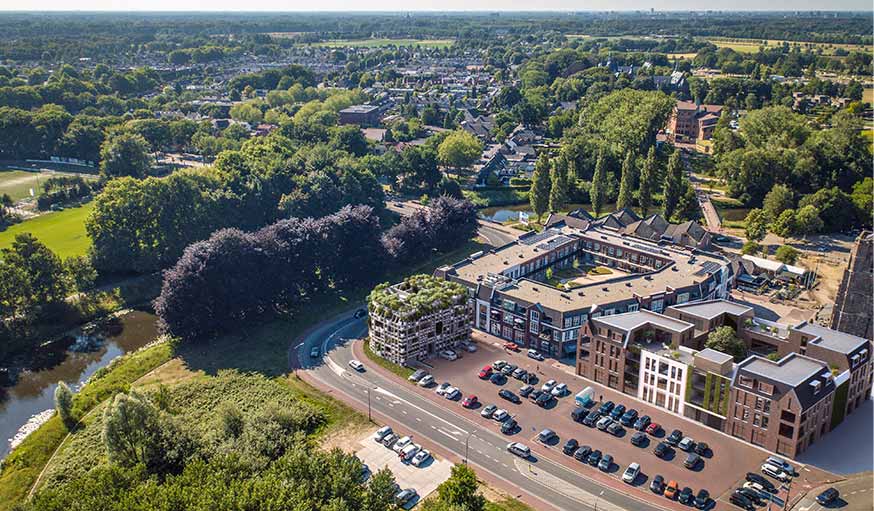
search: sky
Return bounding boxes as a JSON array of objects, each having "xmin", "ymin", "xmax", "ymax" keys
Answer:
[{"xmin": 3, "ymin": 1, "xmax": 873, "ymax": 12}]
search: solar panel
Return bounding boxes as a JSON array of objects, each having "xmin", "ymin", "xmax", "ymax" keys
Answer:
[
  {"xmin": 520, "ymin": 230, "xmax": 555, "ymax": 245},
  {"xmin": 693, "ymin": 261, "xmax": 720, "ymax": 276}
]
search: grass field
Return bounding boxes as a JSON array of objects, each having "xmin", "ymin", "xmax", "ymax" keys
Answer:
[
  {"xmin": 0, "ymin": 169, "xmax": 98, "ymax": 202},
  {"xmin": 311, "ymin": 38, "xmax": 454, "ymax": 48},
  {"xmin": 0, "ymin": 202, "xmax": 93, "ymax": 257},
  {"xmin": 863, "ymin": 88, "xmax": 873, "ymax": 104},
  {"xmin": 706, "ymin": 37, "xmax": 871, "ymax": 55}
]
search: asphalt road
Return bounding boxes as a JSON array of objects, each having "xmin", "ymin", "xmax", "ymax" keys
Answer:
[{"xmin": 295, "ymin": 313, "xmax": 666, "ymax": 511}]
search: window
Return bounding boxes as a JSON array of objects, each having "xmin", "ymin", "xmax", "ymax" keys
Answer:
[
  {"xmin": 742, "ymin": 408, "xmax": 750, "ymax": 422},
  {"xmin": 738, "ymin": 375, "xmax": 754, "ymax": 388},
  {"xmin": 529, "ymin": 322, "xmax": 539, "ymax": 334},
  {"xmin": 758, "ymin": 382, "xmax": 774, "ymax": 395},
  {"xmin": 530, "ymin": 310, "xmax": 540, "ymax": 322}
]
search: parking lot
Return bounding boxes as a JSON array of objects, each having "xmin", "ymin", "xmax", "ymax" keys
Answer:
[
  {"xmin": 408, "ymin": 331, "xmax": 835, "ymax": 510},
  {"xmin": 355, "ymin": 430, "xmax": 453, "ymax": 509}
]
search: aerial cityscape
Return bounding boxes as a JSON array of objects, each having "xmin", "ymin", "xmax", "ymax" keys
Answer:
[{"xmin": 0, "ymin": 8, "xmax": 871, "ymax": 511}]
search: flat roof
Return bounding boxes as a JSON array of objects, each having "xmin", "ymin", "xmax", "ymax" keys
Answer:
[
  {"xmin": 739, "ymin": 353, "xmax": 827, "ymax": 387},
  {"xmin": 452, "ymin": 229, "xmax": 576, "ymax": 283},
  {"xmin": 340, "ymin": 104, "xmax": 379, "ymax": 113},
  {"xmin": 668, "ymin": 300, "xmax": 753, "ymax": 320},
  {"xmin": 593, "ymin": 309, "xmax": 694, "ymax": 334},
  {"xmin": 795, "ymin": 322, "xmax": 869, "ymax": 355},
  {"xmin": 696, "ymin": 347, "xmax": 734, "ymax": 365}
]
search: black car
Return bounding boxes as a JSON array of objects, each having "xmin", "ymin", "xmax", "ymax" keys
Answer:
[
  {"xmin": 587, "ymin": 449, "xmax": 602, "ymax": 466},
  {"xmin": 574, "ymin": 445, "xmax": 592, "ymax": 461},
  {"xmin": 745, "ymin": 473, "xmax": 775, "ymax": 493},
  {"xmin": 499, "ymin": 389, "xmax": 520, "ymax": 403},
  {"xmin": 535, "ymin": 392, "xmax": 552, "ymax": 407},
  {"xmin": 650, "ymin": 475, "xmax": 665, "ymax": 494},
  {"xmin": 528, "ymin": 389, "xmax": 543, "ymax": 402},
  {"xmin": 522, "ymin": 373, "xmax": 538, "ymax": 385},
  {"xmin": 607, "ymin": 421, "xmax": 625, "ymax": 436},
  {"xmin": 630, "ymin": 431, "xmax": 647, "ymax": 447},
  {"xmin": 571, "ymin": 407, "xmax": 587, "ymax": 422},
  {"xmin": 678, "ymin": 487, "xmax": 694, "ymax": 505},
  {"xmin": 619, "ymin": 408, "xmax": 638, "ymax": 426},
  {"xmin": 735, "ymin": 487, "xmax": 762, "ymax": 506},
  {"xmin": 684, "ymin": 452, "xmax": 702, "ymax": 469},
  {"xmin": 694, "ymin": 489, "xmax": 710, "ymax": 509},
  {"xmin": 653, "ymin": 441, "xmax": 671, "ymax": 459},
  {"xmin": 815, "ymin": 487, "xmax": 839, "ymax": 505},
  {"xmin": 583, "ymin": 411, "xmax": 601, "ymax": 427},
  {"xmin": 694, "ymin": 442, "xmax": 709, "ymax": 456},
  {"xmin": 501, "ymin": 418, "xmax": 517, "ymax": 434},
  {"xmin": 563, "ymin": 438, "xmax": 579, "ymax": 455},
  {"xmin": 634, "ymin": 415, "xmax": 651, "ymax": 431},
  {"xmin": 667, "ymin": 429, "xmax": 683, "ymax": 446},
  {"xmin": 729, "ymin": 491, "xmax": 754, "ymax": 510},
  {"xmin": 610, "ymin": 404, "xmax": 626, "ymax": 419},
  {"xmin": 490, "ymin": 373, "xmax": 506, "ymax": 385},
  {"xmin": 598, "ymin": 401, "xmax": 615, "ymax": 415}
]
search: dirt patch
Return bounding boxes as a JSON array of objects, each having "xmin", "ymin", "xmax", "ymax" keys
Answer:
[{"xmin": 318, "ymin": 421, "xmax": 374, "ymax": 453}]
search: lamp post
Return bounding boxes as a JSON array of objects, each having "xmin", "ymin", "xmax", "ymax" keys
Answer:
[
  {"xmin": 464, "ymin": 432, "xmax": 472, "ymax": 464},
  {"xmin": 367, "ymin": 389, "xmax": 372, "ymax": 421},
  {"xmin": 594, "ymin": 490, "xmax": 604, "ymax": 511}
]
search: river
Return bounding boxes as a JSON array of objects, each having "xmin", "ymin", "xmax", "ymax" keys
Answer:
[{"xmin": 0, "ymin": 310, "xmax": 159, "ymax": 459}]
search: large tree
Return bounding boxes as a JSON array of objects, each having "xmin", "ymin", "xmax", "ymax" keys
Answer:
[
  {"xmin": 548, "ymin": 164, "xmax": 568, "ymax": 214},
  {"xmin": 744, "ymin": 208, "xmax": 769, "ymax": 242},
  {"xmin": 99, "ymin": 132, "xmax": 152, "ymax": 180},
  {"xmin": 529, "ymin": 155, "xmax": 551, "ymax": 222},
  {"xmin": 616, "ymin": 152, "xmax": 635, "ymax": 211},
  {"xmin": 590, "ymin": 148, "xmax": 608, "ymax": 217},
  {"xmin": 705, "ymin": 326, "xmax": 747, "ymax": 362},
  {"xmin": 437, "ymin": 130, "xmax": 482, "ymax": 170},
  {"xmin": 762, "ymin": 184, "xmax": 794, "ymax": 221},
  {"xmin": 662, "ymin": 150, "xmax": 683, "ymax": 221},
  {"xmin": 638, "ymin": 146, "xmax": 656, "ymax": 216}
]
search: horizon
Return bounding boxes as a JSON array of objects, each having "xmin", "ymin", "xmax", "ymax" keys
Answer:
[{"xmin": 2, "ymin": 6, "xmax": 872, "ymax": 13}]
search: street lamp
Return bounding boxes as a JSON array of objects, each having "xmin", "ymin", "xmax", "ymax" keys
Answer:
[
  {"xmin": 594, "ymin": 490, "xmax": 604, "ymax": 511},
  {"xmin": 367, "ymin": 389, "xmax": 372, "ymax": 421},
  {"xmin": 464, "ymin": 432, "xmax": 472, "ymax": 464}
]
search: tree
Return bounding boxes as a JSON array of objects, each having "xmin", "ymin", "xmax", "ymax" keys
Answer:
[
  {"xmin": 705, "ymin": 326, "xmax": 747, "ymax": 362},
  {"xmin": 54, "ymin": 381, "xmax": 75, "ymax": 427},
  {"xmin": 674, "ymin": 182, "xmax": 702, "ymax": 222},
  {"xmin": 616, "ymin": 152, "xmax": 635, "ymax": 211},
  {"xmin": 426, "ymin": 464, "xmax": 486, "ymax": 511},
  {"xmin": 437, "ymin": 130, "xmax": 482, "ymax": 170},
  {"xmin": 590, "ymin": 148, "xmax": 608, "ymax": 217},
  {"xmin": 762, "ymin": 184, "xmax": 794, "ymax": 220},
  {"xmin": 638, "ymin": 146, "xmax": 656, "ymax": 216},
  {"xmin": 99, "ymin": 132, "xmax": 151, "ymax": 179},
  {"xmin": 548, "ymin": 164, "xmax": 568, "ymax": 214},
  {"xmin": 529, "ymin": 155, "xmax": 551, "ymax": 222},
  {"xmin": 794, "ymin": 205, "xmax": 824, "ymax": 235},
  {"xmin": 775, "ymin": 245, "xmax": 800, "ymax": 265},
  {"xmin": 662, "ymin": 150, "xmax": 683, "ymax": 220},
  {"xmin": 770, "ymin": 209, "xmax": 797, "ymax": 239},
  {"xmin": 798, "ymin": 187, "xmax": 854, "ymax": 233},
  {"xmin": 744, "ymin": 208, "xmax": 768, "ymax": 242},
  {"xmin": 741, "ymin": 241, "xmax": 761, "ymax": 256}
]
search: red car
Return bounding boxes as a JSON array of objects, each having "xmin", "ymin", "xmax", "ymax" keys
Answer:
[
  {"xmin": 462, "ymin": 395, "xmax": 478, "ymax": 408},
  {"xmin": 646, "ymin": 422, "xmax": 661, "ymax": 435},
  {"xmin": 503, "ymin": 342, "xmax": 520, "ymax": 352},
  {"xmin": 478, "ymin": 365, "xmax": 492, "ymax": 379}
]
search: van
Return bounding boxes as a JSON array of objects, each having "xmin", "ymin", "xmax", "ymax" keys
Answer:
[
  {"xmin": 766, "ymin": 455, "xmax": 794, "ymax": 475},
  {"xmin": 761, "ymin": 463, "xmax": 791, "ymax": 482}
]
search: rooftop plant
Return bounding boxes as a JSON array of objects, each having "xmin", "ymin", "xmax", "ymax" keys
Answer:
[{"xmin": 368, "ymin": 274, "xmax": 468, "ymax": 321}]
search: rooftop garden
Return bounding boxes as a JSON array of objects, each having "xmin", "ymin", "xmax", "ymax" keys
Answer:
[{"xmin": 368, "ymin": 274, "xmax": 468, "ymax": 321}]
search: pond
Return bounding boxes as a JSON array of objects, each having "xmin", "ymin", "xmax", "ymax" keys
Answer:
[
  {"xmin": 0, "ymin": 310, "xmax": 159, "ymax": 459},
  {"xmin": 478, "ymin": 203, "xmax": 616, "ymax": 223}
]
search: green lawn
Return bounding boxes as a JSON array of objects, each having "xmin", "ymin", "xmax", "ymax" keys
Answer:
[
  {"xmin": 311, "ymin": 38, "xmax": 454, "ymax": 48},
  {"xmin": 0, "ymin": 169, "xmax": 98, "ymax": 202},
  {"xmin": 0, "ymin": 202, "xmax": 93, "ymax": 257}
]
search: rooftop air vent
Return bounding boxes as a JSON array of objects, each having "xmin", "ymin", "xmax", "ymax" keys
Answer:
[{"xmin": 532, "ymin": 287, "xmax": 539, "ymax": 292}]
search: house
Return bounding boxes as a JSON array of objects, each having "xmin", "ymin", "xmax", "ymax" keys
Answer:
[
  {"xmin": 339, "ymin": 105, "xmax": 381, "ymax": 127},
  {"xmin": 667, "ymin": 101, "xmax": 723, "ymax": 144}
]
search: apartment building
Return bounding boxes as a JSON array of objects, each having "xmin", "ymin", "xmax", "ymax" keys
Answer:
[
  {"xmin": 667, "ymin": 101, "xmax": 723, "ymax": 144},
  {"xmin": 367, "ymin": 275, "xmax": 472, "ymax": 366}
]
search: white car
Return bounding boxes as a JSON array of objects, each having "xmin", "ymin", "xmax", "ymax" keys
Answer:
[
  {"xmin": 761, "ymin": 463, "xmax": 791, "ymax": 482},
  {"xmin": 766, "ymin": 456, "xmax": 795, "ymax": 475},
  {"xmin": 411, "ymin": 449, "xmax": 431, "ymax": 467},
  {"xmin": 392, "ymin": 436, "xmax": 412, "ymax": 453},
  {"xmin": 678, "ymin": 437, "xmax": 695, "ymax": 452},
  {"xmin": 493, "ymin": 360, "xmax": 508, "ymax": 370},
  {"xmin": 463, "ymin": 342, "xmax": 477, "ymax": 353},
  {"xmin": 743, "ymin": 481, "xmax": 766, "ymax": 493},
  {"xmin": 418, "ymin": 375, "xmax": 435, "ymax": 387},
  {"xmin": 400, "ymin": 443, "xmax": 420, "ymax": 461},
  {"xmin": 481, "ymin": 404, "xmax": 497, "ymax": 418},
  {"xmin": 622, "ymin": 462, "xmax": 641, "ymax": 484},
  {"xmin": 492, "ymin": 409, "xmax": 509, "ymax": 422},
  {"xmin": 551, "ymin": 383, "xmax": 568, "ymax": 396},
  {"xmin": 440, "ymin": 350, "xmax": 458, "ymax": 361},
  {"xmin": 542, "ymin": 379, "xmax": 557, "ymax": 393},
  {"xmin": 444, "ymin": 387, "xmax": 460, "ymax": 400},
  {"xmin": 373, "ymin": 426, "xmax": 392, "ymax": 442},
  {"xmin": 507, "ymin": 442, "xmax": 531, "ymax": 458},
  {"xmin": 348, "ymin": 359, "xmax": 365, "ymax": 371},
  {"xmin": 435, "ymin": 382, "xmax": 451, "ymax": 395},
  {"xmin": 527, "ymin": 349, "xmax": 544, "ymax": 361}
]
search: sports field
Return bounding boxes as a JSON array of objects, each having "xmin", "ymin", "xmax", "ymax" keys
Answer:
[
  {"xmin": 0, "ymin": 202, "xmax": 94, "ymax": 258},
  {"xmin": 311, "ymin": 38, "xmax": 454, "ymax": 48},
  {"xmin": 706, "ymin": 37, "xmax": 871, "ymax": 55},
  {"xmin": 0, "ymin": 169, "xmax": 98, "ymax": 202}
]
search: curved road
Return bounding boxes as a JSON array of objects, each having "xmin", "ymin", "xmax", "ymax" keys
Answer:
[{"xmin": 294, "ymin": 313, "xmax": 663, "ymax": 511}]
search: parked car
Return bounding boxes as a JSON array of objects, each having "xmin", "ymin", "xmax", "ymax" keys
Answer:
[
  {"xmin": 678, "ymin": 437, "xmax": 695, "ymax": 452},
  {"xmin": 736, "ymin": 487, "xmax": 762, "ymax": 505},
  {"xmin": 392, "ymin": 436, "xmax": 412, "ymax": 453},
  {"xmin": 745, "ymin": 473, "xmax": 776, "ymax": 492},
  {"xmin": 408, "ymin": 369, "xmax": 427, "ymax": 382},
  {"xmin": 382, "ymin": 433, "xmax": 398, "ymax": 448},
  {"xmin": 646, "ymin": 422, "xmax": 661, "ymax": 435},
  {"xmin": 678, "ymin": 487, "xmax": 694, "ymax": 505},
  {"xmin": 462, "ymin": 395, "xmax": 478, "ymax": 408},
  {"xmin": 607, "ymin": 422, "xmax": 625, "ymax": 436},
  {"xmin": 562, "ymin": 438, "xmax": 579, "ymax": 455},
  {"xmin": 499, "ymin": 389, "xmax": 521, "ymax": 403},
  {"xmin": 348, "ymin": 359, "xmax": 365, "ymax": 371},
  {"xmin": 439, "ymin": 350, "xmax": 458, "ymax": 361},
  {"xmin": 435, "ymin": 382, "xmax": 451, "ymax": 395},
  {"xmin": 653, "ymin": 441, "xmax": 670, "ymax": 459},
  {"xmin": 501, "ymin": 418, "xmax": 517, "ymax": 434},
  {"xmin": 503, "ymin": 342, "xmax": 520, "ymax": 352},
  {"xmin": 519, "ymin": 385, "xmax": 534, "ymax": 397},
  {"xmin": 512, "ymin": 367, "xmax": 528, "ymax": 380},
  {"xmin": 492, "ymin": 409, "xmax": 509, "ymax": 422},
  {"xmin": 650, "ymin": 474, "xmax": 665, "ymax": 493},
  {"xmin": 507, "ymin": 442, "xmax": 530, "ymax": 458},
  {"xmin": 489, "ymin": 373, "xmax": 507, "ymax": 385},
  {"xmin": 535, "ymin": 392, "xmax": 552, "ymax": 407},
  {"xmin": 583, "ymin": 410, "xmax": 601, "ymax": 427},
  {"xmin": 500, "ymin": 363, "xmax": 517, "ymax": 376},
  {"xmin": 598, "ymin": 454, "xmax": 613, "ymax": 471},
  {"xmin": 766, "ymin": 455, "xmax": 795, "ymax": 475},
  {"xmin": 538, "ymin": 428, "xmax": 557, "ymax": 444},
  {"xmin": 571, "ymin": 407, "xmax": 587, "ymax": 422},
  {"xmin": 610, "ymin": 404, "xmax": 626, "ymax": 420},
  {"xmin": 528, "ymin": 389, "xmax": 543, "ymax": 402},
  {"xmin": 411, "ymin": 449, "xmax": 431, "ymax": 467},
  {"xmin": 493, "ymin": 360, "xmax": 508, "ymax": 370},
  {"xmin": 587, "ymin": 449, "xmax": 602, "ymax": 466},
  {"xmin": 400, "ymin": 443, "xmax": 420, "ymax": 461},
  {"xmin": 634, "ymin": 415, "xmax": 651, "ymax": 431},
  {"xmin": 630, "ymin": 431, "xmax": 647, "ymax": 447},
  {"xmin": 478, "ymin": 365, "xmax": 492, "ymax": 379},
  {"xmin": 596, "ymin": 416, "xmax": 613, "ymax": 431},
  {"xmin": 620, "ymin": 408, "xmax": 638, "ymax": 426},
  {"xmin": 461, "ymin": 342, "xmax": 477, "ymax": 353},
  {"xmin": 743, "ymin": 481, "xmax": 765, "ymax": 494},
  {"xmin": 481, "ymin": 404, "xmax": 497, "ymax": 418},
  {"xmin": 815, "ymin": 488, "xmax": 839, "ymax": 505},
  {"xmin": 395, "ymin": 488, "xmax": 417, "ymax": 506},
  {"xmin": 666, "ymin": 429, "xmax": 683, "ymax": 446},
  {"xmin": 761, "ymin": 463, "xmax": 792, "ymax": 482},
  {"xmin": 374, "ymin": 426, "xmax": 392, "ymax": 442},
  {"xmin": 527, "ymin": 349, "xmax": 544, "ymax": 361},
  {"xmin": 664, "ymin": 480, "xmax": 680, "ymax": 499},
  {"xmin": 684, "ymin": 452, "xmax": 702, "ymax": 469},
  {"xmin": 622, "ymin": 462, "xmax": 640, "ymax": 484},
  {"xmin": 541, "ymin": 379, "xmax": 557, "ymax": 393},
  {"xmin": 444, "ymin": 387, "xmax": 460, "ymax": 400},
  {"xmin": 694, "ymin": 441, "xmax": 709, "ymax": 456},
  {"xmin": 418, "ymin": 375, "xmax": 435, "ymax": 387},
  {"xmin": 729, "ymin": 491, "xmax": 754, "ymax": 510},
  {"xmin": 694, "ymin": 489, "xmax": 710, "ymax": 509},
  {"xmin": 551, "ymin": 383, "xmax": 568, "ymax": 396},
  {"xmin": 522, "ymin": 373, "xmax": 538, "ymax": 385},
  {"xmin": 574, "ymin": 445, "xmax": 592, "ymax": 461},
  {"xmin": 598, "ymin": 401, "xmax": 615, "ymax": 415}
]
